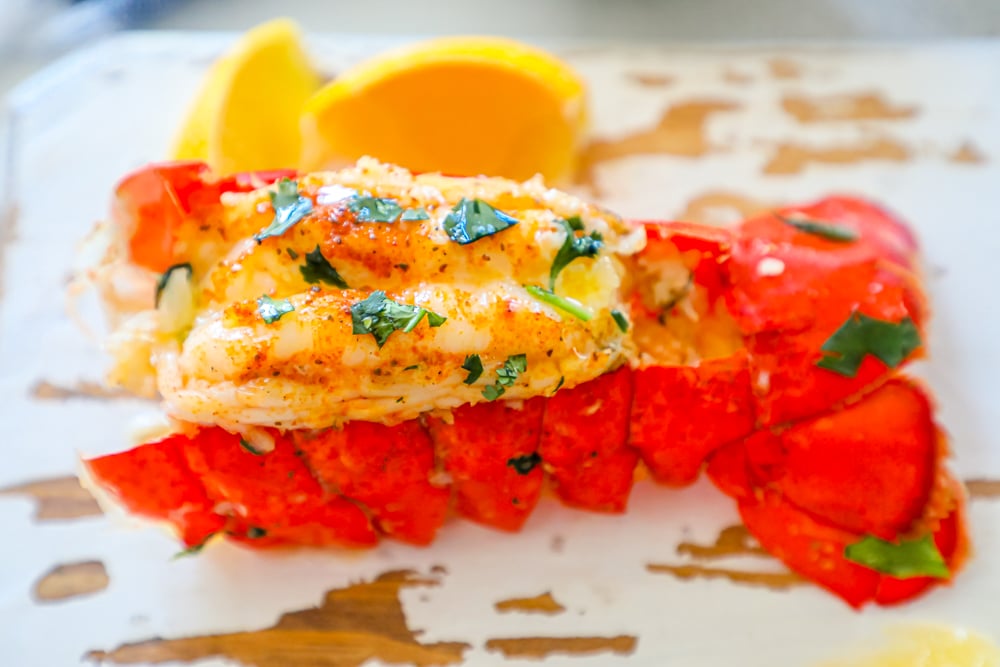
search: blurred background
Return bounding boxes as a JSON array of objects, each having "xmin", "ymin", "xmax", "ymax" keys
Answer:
[{"xmin": 3, "ymin": 0, "xmax": 1000, "ymax": 97}]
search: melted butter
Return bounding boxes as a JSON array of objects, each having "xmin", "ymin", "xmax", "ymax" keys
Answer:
[{"xmin": 821, "ymin": 625, "xmax": 1000, "ymax": 667}]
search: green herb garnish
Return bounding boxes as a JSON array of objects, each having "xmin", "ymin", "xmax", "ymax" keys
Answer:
[
  {"xmin": 172, "ymin": 532, "xmax": 217, "ymax": 559},
  {"xmin": 817, "ymin": 311, "xmax": 921, "ymax": 377},
  {"xmin": 461, "ymin": 354, "xmax": 484, "ymax": 384},
  {"xmin": 286, "ymin": 248, "xmax": 299, "ymax": 260},
  {"xmin": 238, "ymin": 437, "xmax": 265, "ymax": 456},
  {"xmin": 246, "ymin": 526, "xmax": 268, "ymax": 539},
  {"xmin": 525, "ymin": 285, "xmax": 593, "ymax": 322},
  {"xmin": 482, "ymin": 353, "xmax": 527, "ymax": 400},
  {"xmin": 155, "ymin": 263, "xmax": 193, "ymax": 307},
  {"xmin": 552, "ymin": 376, "xmax": 565, "ymax": 394},
  {"xmin": 351, "ymin": 290, "xmax": 447, "ymax": 348},
  {"xmin": 443, "ymin": 198, "xmax": 519, "ymax": 244},
  {"xmin": 347, "ymin": 195, "xmax": 404, "ymax": 223},
  {"xmin": 403, "ymin": 365, "xmax": 419, "ymax": 371},
  {"xmin": 611, "ymin": 309, "xmax": 629, "ymax": 332},
  {"xmin": 844, "ymin": 534, "xmax": 949, "ymax": 579},
  {"xmin": 549, "ymin": 216, "xmax": 603, "ymax": 288},
  {"xmin": 254, "ymin": 179, "xmax": 313, "ymax": 242},
  {"xmin": 299, "ymin": 245, "xmax": 348, "ymax": 288},
  {"xmin": 507, "ymin": 452, "xmax": 542, "ymax": 475},
  {"xmin": 777, "ymin": 213, "xmax": 859, "ymax": 243},
  {"xmin": 401, "ymin": 207, "xmax": 430, "ymax": 221},
  {"xmin": 257, "ymin": 294, "xmax": 295, "ymax": 324}
]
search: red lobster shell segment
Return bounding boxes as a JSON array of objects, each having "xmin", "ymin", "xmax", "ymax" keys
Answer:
[
  {"xmin": 84, "ymin": 161, "xmax": 968, "ymax": 608},
  {"xmin": 293, "ymin": 420, "xmax": 450, "ymax": 545},
  {"xmin": 427, "ymin": 398, "xmax": 548, "ymax": 532}
]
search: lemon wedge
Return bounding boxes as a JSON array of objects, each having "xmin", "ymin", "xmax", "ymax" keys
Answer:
[
  {"xmin": 171, "ymin": 18, "xmax": 321, "ymax": 173},
  {"xmin": 299, "ymin": 36, "xmax": 587, "ymax": 183}
]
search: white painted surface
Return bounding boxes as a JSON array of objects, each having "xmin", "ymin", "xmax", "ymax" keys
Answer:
[{"xmin": 1, "ymin": 33, "xmax": 999, "ymax": 666}]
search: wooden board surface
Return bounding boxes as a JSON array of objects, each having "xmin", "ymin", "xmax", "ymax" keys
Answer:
[
  {"xmin": 2, "ymin": 34, "xmax": 1000, "ymax": 667},
  {"xmin": 4, "ymin": 474, "xmax": 1000, "ymax": 664}
]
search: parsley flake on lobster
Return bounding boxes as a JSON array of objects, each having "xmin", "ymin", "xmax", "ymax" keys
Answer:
[
  {"xmin": 777, "ymin": 212, "xmax": 859, "ymax": 242},
  {"xmin": 299, "ymin": 245, "xmax": 348, "ymax": 288},
  {"xmin": 817, "ymin": 311, "xmax": 922, "ymax": 377},
  {"xmin": 461, "ymin": 354, "xmax": 484, "ymax": 384},
  {"xmin": 347, "ymin": 195, "xmax": 404, "ymax": 222},
  {"xmin": 351, "ymin": 291, "xmax": 447, "ymax": 348},
  {"xmin": 845, "ymin": 534, "xmax": 950, "ymax": 579},
  {"xmin": 254, "ymin": 178, "xmax": 313, "ymax": 241},
  {"xmin": 525, "ymin": 285, "xmax": 593, "ymax": 321},
  {"xmin": 155, "ymin": 263, "xmax": 193, "ymax": 307},
  {"xmin": 550, "ymin": 216, "xmax": 603, "ymax": 288},
  {"xmin": 443, "ymin": 197, "xmax": 519, "ymax": 244},
  {"xmin": 256, "ymin": 294, "xmax": 295, "ymax": 323},
  {"xmin": 508, "ymin": 452, "xmax": 542, "ymax": 475},
  {"xmin": 482, "ymin": 353, "xmax": 528, "ymax": 400}
]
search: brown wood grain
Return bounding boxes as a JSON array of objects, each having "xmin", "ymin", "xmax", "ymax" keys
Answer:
[
  {"xmin": 576, "ymin": 100, "xmax": 741, "ymax": 192},
  {"xmin": 764, "ymin": 137, "xmax": 912, "ymax": 174},
  {"xmin": 626, "ymin": 72, "xmax": 674, "ymax": 88},
  {"xmin": 87, "ymin": 570, "xmax": 469, "ymax": 667},
  {"xmin": 675, "ymin": 524, "xmax": 769, "ymax": 559},
  {"xmin": 35, "ymin": 561, "xmax": 109, "ymax": 602},
  {"xmin": 11, "ymin": 470, "xmax": 997, "ymax": 664},
  {"xmin": 494, "ymin": 591, "xmax": 565, "ymax": 615},
  {"xmin": 0, "ymin": 475, "xmax": 102, "ymax": 521},
  {"xmin": 782, "ymin": 92, "xmax": 916, "ymax": 123},
  {"xmin": 768, "ymin": 58, "xmax": 802, "ymax": 79},
  {"xmin": 950, "ymin": 142, "xmax": 988, "ymax": 164},
  {"xmin": 30, "ymin": 379, "xmax": 139, "ymax": 402},
  {"xmin": 485, "ymin": 635, "xmax": 637, "ymax": 659},
  {"xmin": 967, "ymin": 479, "xmax": 1000, "ymax": 498}
]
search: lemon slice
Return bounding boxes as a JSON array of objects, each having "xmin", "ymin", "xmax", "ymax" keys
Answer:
[
  {"xmin": 171, "ymin": 18, "xmax": 321, "ymax": 173},
  {"xmin": 299, "ymin": 36, "xmax": 587, "ymax": 183}
]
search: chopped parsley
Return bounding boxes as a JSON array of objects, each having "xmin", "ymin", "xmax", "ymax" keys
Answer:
[
  {"xmin": 172, "ymin": 533, "xmax": 216, "ymax": 559},
  {"xmin": 347, "ymin": 195, "xmax": 404, "ymax": 223},
  {"xmin": 507, "ymin": 452, "xmax": 542, "ymax": 475},
  {"xmin": 443, "ymin": 198, "xmax": 519, "ymax": 244},
  {"xmin": 257, "ymin": 294, "xmax": 295, "ymax": 324},
  {"xmin": 254, "ymin": 179, "xmax": 313, "ymax": 242},
  {"xmin": 482, "ymin": 353, "xmax": 527, "ymax": 401},
  {"xmin": 299, "ymin": 245, "xmax": 348, "ymax": 288},
  {"xmin": 610, "ymin": 309, "xmax": 629, "ymax": 332},
  {"xmin": 238, "ymin": 437, "xmax": 265, "ymax": 456},
  {"xmin": 246, "ymin": 526, "xmax": 268, "ymax": 539},
  {"xmin": 403, "ymin": 365, "xmax": 419, "ymax": 371},
  {"xmin": 844, "ymin": 534, "xmax": 949, "ymax": 579},
  {"xmin": 525, "ymin": 285, "xmax": 593, "ymax": 322},
  {"xmin": 286, "ymin": 248, "xmax": 299, "ymax": 260},
  {"xmin": 351, "ymin": 290, "xmax": 447, "ymax": 348},
  {"xmin": 549, "ymin": 216, "xmax": 603, "ymax": 288},
  {"xmin": 155, "ymin": 263, "xmax": 193, "ymax": 307},
  {"xmin": 552, "ymin": 376, "xmax": 565, "ymax": 394},
  {"xmin": 777, "ymin": 213, "xmax": 859, "ymax": 243},
  {"xmin": 401, "ymin": 207, "xmax": 430, "ymax": 221},
  {"xmin": 817, "ymin": 311, "xmax": 921, "ymax": 377},
  {"xmin": 461, "ymin": 354, "xmax": 484, "ymax": 384}
]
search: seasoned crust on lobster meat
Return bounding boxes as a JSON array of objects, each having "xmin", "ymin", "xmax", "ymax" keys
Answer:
[{"xmin": 85, "ymin": 158, "xmax": 696, "ymax": 428}]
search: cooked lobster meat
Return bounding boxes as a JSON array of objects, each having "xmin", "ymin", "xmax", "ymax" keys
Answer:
[{"xmin": 79, "ymin": 159, "xmax": 967, "ymax": 607}]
